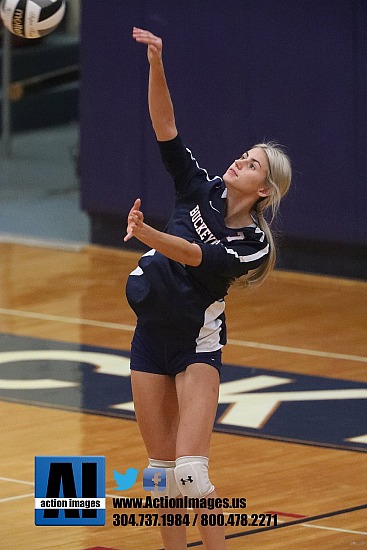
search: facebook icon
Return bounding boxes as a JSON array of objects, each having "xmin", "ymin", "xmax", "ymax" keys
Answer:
[{"xmin": 143, "ymin": 468, "xmax": 166, "ymax": 492}]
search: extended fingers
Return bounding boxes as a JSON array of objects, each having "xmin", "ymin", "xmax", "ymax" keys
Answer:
[
  {"xmin": 132, "ymin": 27, "xmax": 162, "ymax": 48},
  {"xmin": 124, "ymin": 199, "xmax": 143, "ymax": 242}
]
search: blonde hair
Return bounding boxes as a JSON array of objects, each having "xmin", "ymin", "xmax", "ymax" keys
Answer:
[{"xmin": 242, "ymin": 142, "xmax": 292, "ymax": 288}]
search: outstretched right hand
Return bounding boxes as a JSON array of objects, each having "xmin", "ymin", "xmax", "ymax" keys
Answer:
[{"xmin": 132, "ymin": 27, "xmax": 163, "ymax": 65}]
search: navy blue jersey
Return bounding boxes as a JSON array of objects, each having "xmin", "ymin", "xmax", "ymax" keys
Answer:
[{"xmin": 126, "ymin": 134, "xmax": 269, "ymax": 350}]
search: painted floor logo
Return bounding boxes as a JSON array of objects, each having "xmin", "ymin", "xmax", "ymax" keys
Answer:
[
  {"xmin": 1, "ymin": 333, "xmax": 366, "ymax": 452},
  {"xmin": 34, "ymin": 456, "xmax": 106, "ymax": 526}
]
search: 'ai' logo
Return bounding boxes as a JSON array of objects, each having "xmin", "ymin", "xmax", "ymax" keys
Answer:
[{"xmin": 34, "ymin": 456, "xmax": 106, "ymax": 526}]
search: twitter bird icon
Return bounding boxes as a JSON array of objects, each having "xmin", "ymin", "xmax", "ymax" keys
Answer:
[{"xmin": 113, "ymin": 468, "xmax": 139, "ymax": 490}]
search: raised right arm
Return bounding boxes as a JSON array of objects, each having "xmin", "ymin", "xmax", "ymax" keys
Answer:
[{"xmin": 132, "ymin": 27, "xmax": 178, "ymax": 142}]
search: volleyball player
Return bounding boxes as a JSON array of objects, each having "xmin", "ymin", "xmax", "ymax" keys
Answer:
[{"xmin": 124, "ymin": 27, "xmax": 292, "ymax": 549}]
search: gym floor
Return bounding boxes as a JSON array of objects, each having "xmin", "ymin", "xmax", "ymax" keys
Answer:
[{"xmin": 0, "ymin": 124, "xmax": 366, "ymax": 549}]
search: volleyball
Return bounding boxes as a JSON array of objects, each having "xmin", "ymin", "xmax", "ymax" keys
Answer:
[{"xmin": 0, "ymin": 0, "xmax": 66, "ymax": 39}]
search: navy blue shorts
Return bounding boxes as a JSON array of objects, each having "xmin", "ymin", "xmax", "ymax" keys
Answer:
[{"xmin": 130, "ymin": 324, "xmax": 222, "ymax": 376}]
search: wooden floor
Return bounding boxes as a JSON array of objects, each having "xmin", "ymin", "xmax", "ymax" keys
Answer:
[{"xmin": 1, "ymin": 241, "xmax": 366, "ymax": 549}]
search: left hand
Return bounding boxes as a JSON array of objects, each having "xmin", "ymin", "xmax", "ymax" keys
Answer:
[{"xmin": 124, "ymin": 198, "xmax": 144, "ymax": 242}]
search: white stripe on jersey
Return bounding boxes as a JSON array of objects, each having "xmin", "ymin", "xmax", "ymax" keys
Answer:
[
  {"xmin": 130, "ymin": 266, "xmax": 143, "ymax": 276},
  {"xmin": 186, "ymin": 147, "xmax": 219, "ymax": 183},
  {"xmin": 224, "ymin": 243, "xmax": 269, "ymax": 263},
  {"xmin": 255, "ymin": 226, "xmax": 266, "ymax": 242},
  {"xmin": 129, "ymin": 249, "xmax": 156, "ymax": 276},
  {"xmin": 195, "ymin": 300, "xmax": 225, "ymax": 353},
  {"xmin": 143, "ymin": 248, "xmax": 156, "ymax": 257}
]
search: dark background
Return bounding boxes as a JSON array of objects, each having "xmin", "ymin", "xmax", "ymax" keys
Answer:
[{"xmin": 79, "ymin": 1, "xmax": 367, "ymax": 278}]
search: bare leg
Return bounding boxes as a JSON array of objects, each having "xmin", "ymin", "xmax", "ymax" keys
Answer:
[
  {"xmin": 130, "ymin": 370, "xmax": 186, "ymax": 549},
  {"xmin": 175, "ymin": 363, "xmax": 227, "ymax": 550}
]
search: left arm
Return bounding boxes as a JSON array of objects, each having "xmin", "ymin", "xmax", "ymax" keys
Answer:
[{"xmin": 124, "ymin": 199, "xmax": 202, "ymax": 266}]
